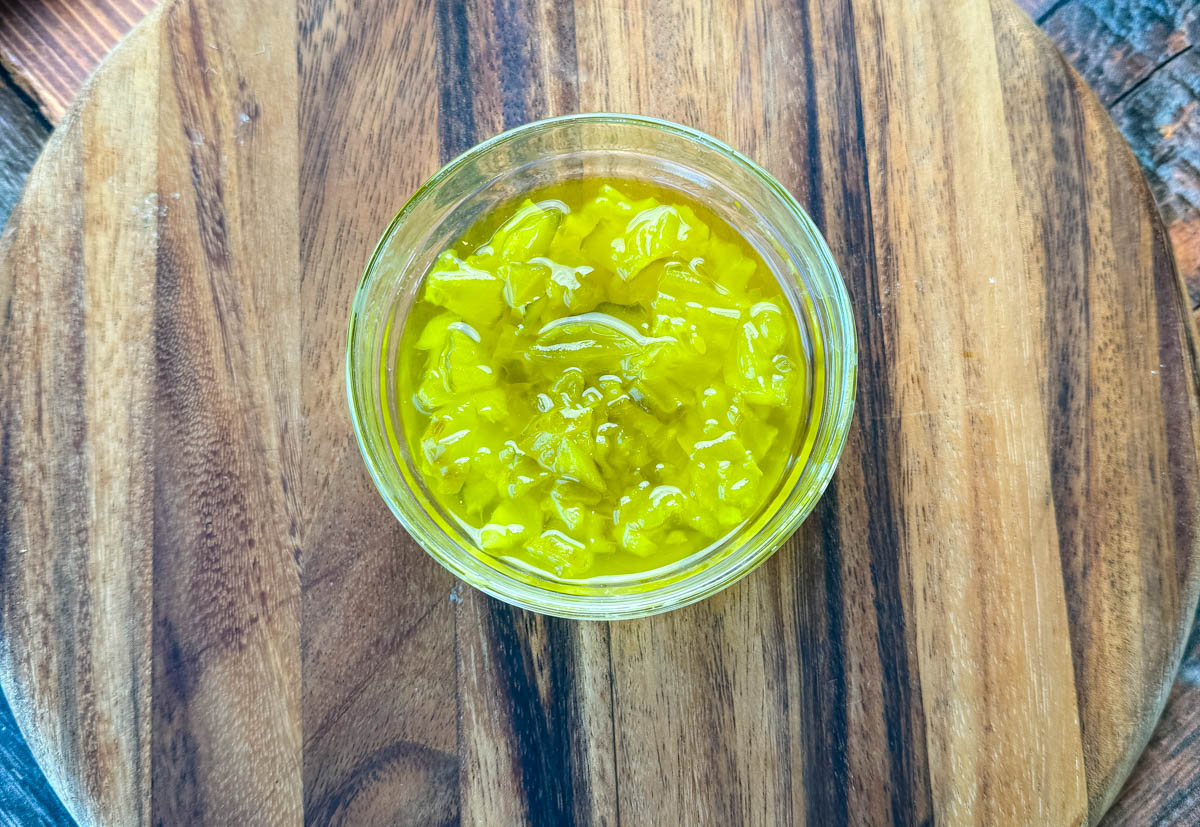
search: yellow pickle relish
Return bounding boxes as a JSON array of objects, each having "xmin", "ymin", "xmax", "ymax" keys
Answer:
[{"xmin": 398, "ymin": 179, "xmax": 811, "ymax": 580}]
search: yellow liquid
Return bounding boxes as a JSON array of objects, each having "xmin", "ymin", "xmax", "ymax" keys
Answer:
[{"xmin": 398, "ymin": 179, "xmax": 810, "ymax": 580}]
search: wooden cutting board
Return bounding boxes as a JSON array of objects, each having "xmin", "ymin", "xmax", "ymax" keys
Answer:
[{"xmin": 1, "ymin": 0, "xmax": 1197, "ymax": 824}]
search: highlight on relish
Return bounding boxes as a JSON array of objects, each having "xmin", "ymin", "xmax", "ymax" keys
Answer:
[{"xmin": 397, "ymin": 178, "xmax": 811, "ymax": 580}]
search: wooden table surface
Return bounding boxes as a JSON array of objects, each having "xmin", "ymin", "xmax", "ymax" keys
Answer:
[{"xmin": 0, "ymin": 0, "xmax": 1198, "ymax": 825}]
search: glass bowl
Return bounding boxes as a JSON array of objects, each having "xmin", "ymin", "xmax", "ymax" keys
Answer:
[{"xmin": 347, "ymin": 113, "xmax": 856, "ymax": 619}]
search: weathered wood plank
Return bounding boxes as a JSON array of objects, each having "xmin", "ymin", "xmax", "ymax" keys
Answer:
[
  {"xmin": 1039, "ymin": 0, "xmax": 1197, "ymax": 106},
  {"xmin": 1110, "ymin": 47, "xmax": 1200, "ymax": 306},
  {"xmin": 0, "ymin": 71, "xmax": 48, "ymax": 229},
  {"xmin": 0, "ymin": 0, "xmax": 159, "ymax": 123}
]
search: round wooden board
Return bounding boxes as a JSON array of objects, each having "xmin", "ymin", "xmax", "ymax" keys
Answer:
[{"xmin": 1, "ymin": 0, "xmax": 1198, "ymax": 823}]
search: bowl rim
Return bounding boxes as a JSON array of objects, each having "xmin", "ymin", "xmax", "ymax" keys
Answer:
[{"xmin": 346, "ymin": 112, "xmax": 858, "ymax": 619}]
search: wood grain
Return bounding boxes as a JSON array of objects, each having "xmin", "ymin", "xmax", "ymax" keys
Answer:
[
  {"xmin": 151, "ymin": 0, "xmax": 303, "ymax": 822},
  {"xmin": 1020, "ymin": 3, "xmax": 1200, "ymax": 821},
  {"xmin": 0, "ymin": 1, "xmax": 1198, "ymax": 825},
  {"xmin": 297, "ymin": 2, "xmax": 457, "ymax": 823}
]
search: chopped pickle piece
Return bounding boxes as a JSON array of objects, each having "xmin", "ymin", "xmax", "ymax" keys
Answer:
[
  {"xmin": 528, "ymin": 530, "xmax": 596, "ymax": 577},
  {"xmin": 398, "ymin": 178, "xmax": 810, "ymax": 579},
  {"xmin": 423, "ymin": 252, "xmax": 505, "ymax": 326},
  {"xmin": 491, "ymin": 199, "xmax": 565, "ymax": 261},
  {"xmin": 615, "ymin": 483, "xmax": 689, "ymax": 556},
  {"xmin": 728, "ymin": 300, "xmax": 802, "ymax": 407},
  {"xmin": 480, "ymin": 500, "xmax": 541, "ymax": 551},
  {"xmin": 612, "ymin": 204, "xmax": 710, "ymax": 280},
  {"xmin": 415, "ymin": 322, "xmax": 497, "ymax": 411},
  {"xmin": 700, "ymin": 236, "xmax": 758, "ymax": 294},
  {"xmin": 537, "ymin": 258, "xmax": 606, "ymax": 312},
  {"xmin": 499, "ymin": 260, "xmax": 549, "ymax": 309},
  {"xmin": 497, "ymin": 440, "xmax": 551, "ymax": 499},
  {"xmin": 415, "ymin": 313, "xmax": 458, "ymax": 350},
  {"xmin": 687, "ymin": 430, "xmax": 763, "ymax": 516},
  {"xmin": 418, "ymin": 402, "xmax": 503, "ymax": 498},
  {"xmin": 528, "ymin": 313, "xmax": 646, "ymax": 367}
]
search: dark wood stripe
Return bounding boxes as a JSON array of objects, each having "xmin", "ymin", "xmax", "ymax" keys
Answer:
[
  {"xmin": 0, "ymin": 421, "xmax": 10, "ymax": 634},
  {"xmin": 0, "ymin": 162, "xmax": 18, "ymax": 654},
  {"xmin": 794, "ymin": 495, "xmax": 850, "ymax": 826},
  {"xmin": 437, "ymin": 0, "xmax": 578, "ymax": 156},
  {"xmin": 863, "ymin": 525, "xmax": 934, "ymax": 824},
  {"xmin": 761, "ymin": 572, "xmax": 799, "ymax": 825},
  {"xmin": 779, "ymin": 0, "xmax": 934, "ymax": 821},
  {"xmin": 826, "ymin": 3, "xmax": 932, "ymax": 820},
  {"xmin": 486, "ymin": 606, "xmax": 581, "ymax": 825},
  {"xmin": 492, "ymin": 0, "xmax": 578, "ymax": 123},
  {"xmin": 0, "ymin": 112, "xmax": 102, "ymax": 823},
  {"xmin": 456, "ymin": 586, "xmax": 614, "ymax": 824},
  {"xmin": 150, "ymin": 613, "xmax": 204, "ymax": 821},
  {"xmin": 494, "ymin": 0, "xmax": 537, "ymax": 129},
  {"xmin": 604, "ymin": 627, "xmax": 621, "ymax": 827},
  {"xmin": 794, "ymin": 0, "xmax": 824, "ymax": 231},
  {"xmin": 436, "ymin": 0, "xmax": 476, "ymax": 161},
  {"xmin": 1038, "ymin": 34, "xmax": 1097, "ymax": 795},
  {"xmin": 149, "ymin": 212, "xmax": 228, "ymax": 826},
  {"xmin": 537, "ymin": 0, "xmax": 577, "ymax": 116}
]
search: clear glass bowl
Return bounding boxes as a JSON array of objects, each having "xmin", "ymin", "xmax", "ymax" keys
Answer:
[{"xmin": 347, "ymin": 114, "xmax": 856, "ymax": 619}]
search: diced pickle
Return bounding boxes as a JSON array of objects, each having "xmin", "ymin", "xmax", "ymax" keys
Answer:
[
  {"xmin": 499, "ymin": 260, "xmax": 549, "ymax": 309},
  {"xmin": 399, "ymin": 179, "xmax": 809, "ymax": 579},
  {"xmin": 491, "ymin": 199, "xmax": 565, "ymax": 261},
  {"xmin": 528, "ymin": 530, "xmax": 596, "ymax": 577},
  {"xmin": 480, "ymin": 500, "xmax": 541, "ymax": 551},
  {"xmin": 424, "ymin": 252, "xmax": 505, "ymax": 326}
]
